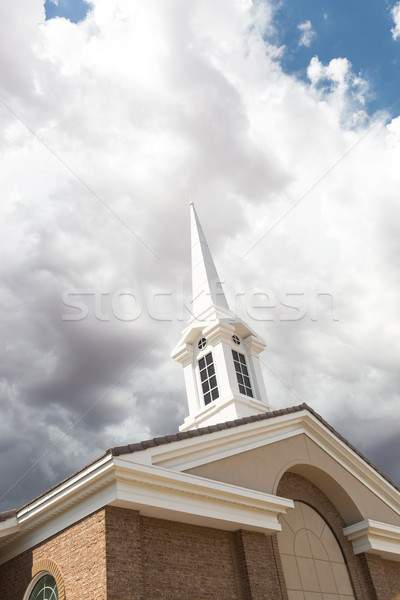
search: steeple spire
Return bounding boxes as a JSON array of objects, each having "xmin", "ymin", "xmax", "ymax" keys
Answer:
[
  {"xmin": 190, "ymin": 202, "xmax": 229, "ymax": 317},
  {"xmin": 171, "ymin": 204, "xmax": 269, "ymax": 431}
]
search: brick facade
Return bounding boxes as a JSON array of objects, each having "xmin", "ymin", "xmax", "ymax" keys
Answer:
[
  {"xmin": 0, "ymin": 508, "xmax": 107, "ymax": 600},
  {"xmin": 105, "ymin": 507, "xmax": 143, "ymax": 600},
  {"xmin": 364, "ymin": 553, "xmax": 400, "ymax": 600},
  {"xmin": 1, "ymin": 483, "xmax": 399, "ymax": 599},
  {"xmin": 0, "ymin": 506, "xmax": 288, "ymax": 599},
  {"xmin": 235, "ymin": 530, "xmax": 288, "ymax": 600},
  {"xmin": 141, "ymin": 515, "xmax": 239, "ymax": 599}
]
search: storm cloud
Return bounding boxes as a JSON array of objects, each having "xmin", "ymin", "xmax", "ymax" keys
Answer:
[{"xmin": 0, "ymin": 0, "xmax": 399, "ymax": 511}]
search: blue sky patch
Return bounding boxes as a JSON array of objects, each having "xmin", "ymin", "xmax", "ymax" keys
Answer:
[
  {"xmin": 44, "ymin": 0, "xmax": 90, "ymax": 24},
  {"xmin": 270, "ymin": 0, "xmax": 400, "ymax": 117}
]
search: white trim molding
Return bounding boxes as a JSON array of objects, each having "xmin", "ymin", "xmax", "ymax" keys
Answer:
[
  {"xmin": 112, "ymin": 458, "xmax": 294, "ymax": 533},
  {"xmin": 0, "ymin": 452, "xmax": 293, "ymax": 565},
  {"xmin": 0, "ymin": 514, "xmax": 20, "ymax": 538},
  {"xmin": 344, "ymin": 519, "xmax": 400, "ymax": 562}
]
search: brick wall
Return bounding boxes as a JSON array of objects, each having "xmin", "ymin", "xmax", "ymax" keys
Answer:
[
  {"xmin": 105, "ymin": 506, "xmax": 143, "ymax": 600},
  {"xmin": 0, "ymin": 506, "xmax": 289, "ymax": 600},
  {"xmin": 235, "ymin": 530, "xmax": 288, "ymax": 600},
  {"xmin": 0, "ymin": 508, "xmax": 107, "ymax": 600},
  {"xmin": 140, "ymin": 515, "xmax": 239, "ymax": 599},
  {"xmin": 364, "ymin": 553, "xmax": 400, "ymax": 600},
  {"xmin": 0, "ymin": 547, "xmax": 32, "ymax": 600}
]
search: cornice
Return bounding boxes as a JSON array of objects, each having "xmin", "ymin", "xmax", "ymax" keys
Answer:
[
  {"xmin": 243, "ymin": 334, "xmax": 266, "ymax": 355},
  {"xmin": 113, "ymin": 458, "xmax": 293, "ymax": 532},
  {"xmin": 203, "ymin": 321, "xmax": 235, "ymax": 343},
  {"xmin": 170, "ymin": 342, "xmax": 194, "ymax": 366},
  {"xmin": 344, "ymin": 519, "xmax": 400, "ymax": 561},
  {"xmin": 17, "ymin": 453, "xmax": 114, "ymax": 528}
]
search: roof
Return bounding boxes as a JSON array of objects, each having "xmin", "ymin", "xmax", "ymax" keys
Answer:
[
  {"xmin": 111, "ymin": 404, "xmax": 308, "ymax": 455},
  {"xmin": 111, "ymin": 402, "xmax": 400, "ymax": 493},
  {"xmin": 1, "ymin": 403, "xmax": 399, "ymax": 523}
]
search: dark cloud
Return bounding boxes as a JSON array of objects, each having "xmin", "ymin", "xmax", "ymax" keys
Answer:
[{"xmin": 0, "ymin": 0, "xmax": 399, "ymax": 512}]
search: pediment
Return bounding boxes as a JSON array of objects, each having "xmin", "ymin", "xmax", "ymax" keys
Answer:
[{"xmin": 124, "ymin": 405, "xmax": 400, "ymax": 528}]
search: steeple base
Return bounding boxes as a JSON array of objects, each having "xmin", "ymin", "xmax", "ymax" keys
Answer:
[{"xmin": 179, "ymin": 394, "xmax": 269, "ymax": 432}]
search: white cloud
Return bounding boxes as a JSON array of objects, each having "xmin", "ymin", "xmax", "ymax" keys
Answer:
[
  {"xmin": 307, "ymin": 56, "xmax": 369, "ymax": 125},
  {"xmin": 391, "ymin": 2, "xmax": 400, "ymax": 40},
  {"xmin": 0, "ymin": 0, "xmax": 399, "ymax": 510},
  {"xmin": 297, "ymin": 19, "xmax": 316, "ymax": 47}
]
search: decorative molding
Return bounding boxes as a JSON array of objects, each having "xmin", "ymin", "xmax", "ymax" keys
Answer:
[
  {"xmin": 203, "ymin": 321, "xmax": 235, "ymax": 344},
  {"xmin": 243, "ymin": 334, "xmax": 266, "ymax": 356},
  {"xmin": 171, "ymin": 343, "xmax": 194, "ymax": 366},
  {"xmin": 113, "ymin": 459, "xmax": 294, "ymax": 533},
  {"xmin": 0, "ymin": 514, "xmax": 20, "ymax": 538},
  {"xmin": 344, "ymin": 519, "xmax": 400, "ymax": 562},
  {"xmin": 17, "ymin": 453, "xmax": 114, "ymax": 526},
  {"xmin": 32, "ymin": 558, "xmax": 65, "ymax": 600}
]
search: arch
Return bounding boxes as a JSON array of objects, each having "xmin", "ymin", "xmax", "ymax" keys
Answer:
[
  {"xmin": 277, "ymin": 471, "xmax": 375, "ymax": 599},
  {"xmin": 278, "ymin": 500, "xmax": 356, "ymax": 598},
  {"xmin": 274, "ymin": 463, "xmax": 363, "ymax": 524},
  {"xmin": 27, "ymin": 559, "xmax": 65, "ymax": 600}
]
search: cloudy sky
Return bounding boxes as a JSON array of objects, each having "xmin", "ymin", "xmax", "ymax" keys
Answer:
[{"xmin": 1, "ymin": 0, "xmax": 400, "ymax": 511}]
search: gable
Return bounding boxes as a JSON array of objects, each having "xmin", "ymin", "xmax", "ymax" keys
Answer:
[{"xmin": 185, "ymin": 432, "xmax": 400, "ymax": 527}]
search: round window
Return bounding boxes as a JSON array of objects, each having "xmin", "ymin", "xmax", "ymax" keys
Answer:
[
  {"xmin": 232, "ymin": 334, "xmax": 240, "ymax": 345},
  {"xmin": 29, "ymin": 574, "xmax": 58, "ymax": 600},
  {"xmin": 197, "ymin": 337, "xmax": 207, "ymax": 350}
]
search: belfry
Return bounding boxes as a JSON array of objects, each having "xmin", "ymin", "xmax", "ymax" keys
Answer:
[{"xmin": 171, "ymin": 202, "xmax": 269, "ymax": 431}]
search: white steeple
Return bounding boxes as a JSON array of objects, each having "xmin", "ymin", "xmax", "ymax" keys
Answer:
[
  {"xmin": 171, "ymin": 203, "xmax": 269, "ymax": 431},
  {"xmin": 190, "ymin": 201, "xmax": 229, "ymax": 317}
]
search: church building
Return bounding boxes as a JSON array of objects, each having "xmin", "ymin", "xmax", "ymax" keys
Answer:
[{"xmin": 0, "ymin": 204, "xmax": 399, "ymax": 599}]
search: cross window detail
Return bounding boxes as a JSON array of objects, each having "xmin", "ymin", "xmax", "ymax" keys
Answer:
[
  {"xmin": 232, "ymin": 350, "xmax": 253, "ymax": 397},
  {"xmin": 199, "ymin": 352, "xmax": 219, "ymax": 405}
]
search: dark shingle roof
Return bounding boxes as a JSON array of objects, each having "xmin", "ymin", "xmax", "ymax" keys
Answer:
[{"xmin": 111, "ymin": 404, "xmax": 308, "ymax": 455}]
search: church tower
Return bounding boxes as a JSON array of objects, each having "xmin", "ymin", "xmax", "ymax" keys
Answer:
[{"xmin": 171, "ymin": 203, "xmax": 269, "ymax": 431}]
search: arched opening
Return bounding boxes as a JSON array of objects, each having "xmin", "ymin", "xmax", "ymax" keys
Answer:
[
  {"xmin": 278, "ymin": 500, "xmax": 356, "ymax": 599},
  {"xmin": 275, "ymin": 463, "xmax": 363, "ymax": 525},
  {"xmin": 26, "ymin": 559, "xmax": 65, "ymax": 600},
  {"xmin": 24, "ymin": 572, "xmax": 58, "ymax": 600}
]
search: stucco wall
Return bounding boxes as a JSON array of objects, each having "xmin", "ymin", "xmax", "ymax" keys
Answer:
[{"xmin": 186, "ymin": 433, "xmax": 400, "ymax": 526}]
